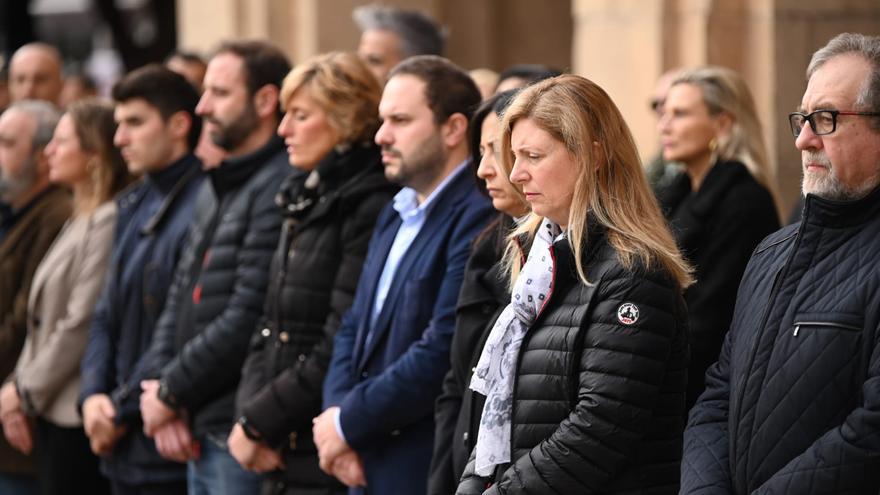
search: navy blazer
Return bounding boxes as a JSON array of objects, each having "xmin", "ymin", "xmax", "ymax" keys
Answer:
[{"xmin": 324, "ymin": 166, "xmax": 493, "ymax": 494}]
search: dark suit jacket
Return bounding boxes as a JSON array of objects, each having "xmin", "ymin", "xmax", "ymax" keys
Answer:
[{"xmin": 323, "ymin": 166, "xmax": 493, "ymax": 495}]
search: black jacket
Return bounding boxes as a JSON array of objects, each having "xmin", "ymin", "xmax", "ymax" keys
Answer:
[
  {"xmin": 145, "ymin": 136, "xmax": 289, "ymax": 437},
  {"xmin": 681, "ymin": 186, "xmax": 880, "ymax": 494},
  {"xmin": 458, "ymin": 225, "xmax": 689, "ymax": 494},
  {"xmin": 656, "ymin": 160, "xmax": 778, "ymax": 407},
  {"xmin": 235, "ymin": 144, "xmax": 396, "ymax": 489},
  {"xmin": 429, "ymin": 217, "xmax": 511, "ymax": 495}
]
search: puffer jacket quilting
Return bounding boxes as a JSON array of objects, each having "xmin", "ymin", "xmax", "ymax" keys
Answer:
[{"xmin": 459, "ymin": 226, "xmax": 689, "ymax": 495}]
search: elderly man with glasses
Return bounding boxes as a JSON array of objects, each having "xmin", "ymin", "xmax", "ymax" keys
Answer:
[{"xmin": 681, "ymin": 32, "xmax": 880, "ymax": 494}]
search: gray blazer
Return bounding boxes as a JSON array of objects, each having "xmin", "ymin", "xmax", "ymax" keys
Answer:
[{"xmin": 13, "ymin": 201, "xmax": 116, "ymax": 427}]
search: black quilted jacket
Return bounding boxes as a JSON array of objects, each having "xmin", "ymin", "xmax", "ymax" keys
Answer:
[
  {"xmin": 145, "ymin": 136, "xmax": 289, "ymax": 437},
  {"xmin": 234, "ymin": 144, "xmax": 396, "ymax": 489},
  {"xmin": 458, "ymin": 225, "xmax": 689, "ymax": 494},
  {"xmin": 681, "ymin": 186, "xmax": 880, "ymax": 494}
]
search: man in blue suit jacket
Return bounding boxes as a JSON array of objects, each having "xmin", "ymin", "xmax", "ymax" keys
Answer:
[{"xmin": 314, "ymin": 56, "xmax": 494, "ymax": 494}]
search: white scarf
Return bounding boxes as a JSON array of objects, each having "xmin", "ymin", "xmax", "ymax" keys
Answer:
[{"xmin": 469, "ymin": 218, "xmax": 561, "ymax": 476}]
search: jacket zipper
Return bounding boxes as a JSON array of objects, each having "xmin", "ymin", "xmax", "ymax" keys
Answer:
[{"xmin": 792, "ymin": 321, "xmax": 862, "ymax": 336}]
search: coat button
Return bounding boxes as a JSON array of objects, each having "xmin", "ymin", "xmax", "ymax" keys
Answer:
[
  {"xmin": 279, "ymin": 331, "xmax": 290, "ymax": 343},
  {"xmin": 361, "ymin": 371, "xmax": 369, "ymax": 378},
  {"xmin": 297, "ymin": 353, "xmax": 306, "ymax": 362},
  {"xmin": 261, "ymin": 328, "xmax": 271, "ymax": 337},
  {"xmin": 462, "ymin": 432, "xmax": 469, "ymax": 442},
  {"xmin": 390, "ymin": 429, "xmax": 401, "ymax": 437}
]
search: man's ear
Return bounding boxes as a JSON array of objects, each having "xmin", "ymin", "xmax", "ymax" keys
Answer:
[
  {"xmin": 253, "ymin": 84, "xmax": 280, "ymax": 119},
  {"xmin": 168, "ymin": 111, "xmax": 192, "ymax": 141},
  {"xmin": 441, "ymin": 112, "xmax": 469, "ymax": 148}
]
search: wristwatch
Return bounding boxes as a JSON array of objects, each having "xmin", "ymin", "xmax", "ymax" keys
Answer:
[
  {"xmin": 237, "ymin": 415, "xmax": 263, "ymax": 441},
  {"xmin": 156, "ymin": 379, "xmax": 180, "ymax": 409}
]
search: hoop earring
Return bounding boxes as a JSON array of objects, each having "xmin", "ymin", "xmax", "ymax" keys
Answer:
[{"xmin": 708, "ymin": 138, "xmax": 718, "ymax": 152}]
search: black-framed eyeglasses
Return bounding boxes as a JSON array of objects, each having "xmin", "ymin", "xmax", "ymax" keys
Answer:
[{"xmin": 788, "ymin": 109, "xmax": 880, "ymax": 137}]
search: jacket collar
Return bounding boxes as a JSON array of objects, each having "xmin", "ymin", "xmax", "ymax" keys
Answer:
[
  {"xmin": 209, "ymin": 136, "xmax": 285, "ymax": 195},
  {"xmin": 658, "ymin": 160, "xmax": 751, "ymax": 219},
  {"xmin": 802, "ymin": 182, "xmax": 880, "ymax": 228},
  {"xmin": 146, "ymin": 153, "xmax": 200, "ymax": 194}
]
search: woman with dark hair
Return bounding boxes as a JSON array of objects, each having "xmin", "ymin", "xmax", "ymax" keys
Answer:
[
  {"xmin": 0, "ymin": 98, "xmax": 132, "ymax": 495},
  {"xmin": 428, "ymin": 90, "xmax": 527, "ymax": 494},
  {"xmin": 457, "ymin": 75, "xmax": 692, "ymax": 494},
  {"xmin": 228, "ymin": 51, "xmax": 397, "ymax": 495}
]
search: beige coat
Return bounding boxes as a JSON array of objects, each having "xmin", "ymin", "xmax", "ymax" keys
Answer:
[{"xmin": 13, "ymin": 201, "xmax": 116, "ymax": 427}]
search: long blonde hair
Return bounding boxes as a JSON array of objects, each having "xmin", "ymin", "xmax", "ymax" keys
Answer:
[
  {"xmin": 500, "ymin": 75, "xmax": 693, "ymax": 289},
  {"xmin": 672, "ymin": 66, "xmax": 777, "ymax": 199}
]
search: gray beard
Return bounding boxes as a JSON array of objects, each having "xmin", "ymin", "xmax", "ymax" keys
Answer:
[{"xmin": 0, "ymin": 158, "xmax": 37, "ymax": 204}]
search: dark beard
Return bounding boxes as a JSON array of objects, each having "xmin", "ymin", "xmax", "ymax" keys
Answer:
[{"xmin": 208, "ymin": 102, "xmax": 260, "ymax": 152}]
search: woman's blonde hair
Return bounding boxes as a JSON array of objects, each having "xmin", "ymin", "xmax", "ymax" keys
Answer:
[
  {"xmin": 672, "ymin": 66, "xmax": 777, "ymax": 199},
  {"xmin": 500, "ymin": 74, "xmax": 693, "ymax": 289},
  {"xmin": 66, "ymin": 98, "xmax": 131, "ymax": 214},
  {"xmin": 279, "ymin": 51, "xmax": 382, "ymax": 146}
]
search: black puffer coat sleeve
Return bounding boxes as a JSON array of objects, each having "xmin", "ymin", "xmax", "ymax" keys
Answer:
[
  {"xmin": 489, "ymin": 266, "xmax": 682, "ymax": 494},
  {"xmin": 680, "ymin": 329, "xmax": 735, "ymax": 494}
]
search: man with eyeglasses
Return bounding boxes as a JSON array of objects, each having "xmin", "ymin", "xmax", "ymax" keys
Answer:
[{"xmin": 681, "ymin": 32, "xmax": 880, "ymax": 494}]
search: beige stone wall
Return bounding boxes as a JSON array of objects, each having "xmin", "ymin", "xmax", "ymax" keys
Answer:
[
  {"xmin": 178, "ymin": 0, "xmax": 880, "ymax": 214},
  {"xmin": 176, "ymin": 0, "xmax": 571, "ymax": 71}
]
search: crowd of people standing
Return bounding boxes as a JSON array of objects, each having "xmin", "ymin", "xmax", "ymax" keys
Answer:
[{"xmin": 1, "ymin": 5, "xmax": 880, "ymax": 495}]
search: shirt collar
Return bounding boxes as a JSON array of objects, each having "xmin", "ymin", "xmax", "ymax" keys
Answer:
[{"xmin": 392, "ymin": 159, "xmax": 469, "ymax": 221}]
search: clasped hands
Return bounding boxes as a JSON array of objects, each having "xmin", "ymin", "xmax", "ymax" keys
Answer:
[
  {"xmin": 0, "ymin": 381, "xmax": 32, "ymax": 454},
  {"xmin": 313, "ymin": 406, "xmax": 366, "ymax": 488},
  {"xmin": 81, "ymin": 394, "xmax": 127, "ymax": 456},
  {"xmin": 139, "ymin": 379, "xmax": 196, "ymax": 463}
]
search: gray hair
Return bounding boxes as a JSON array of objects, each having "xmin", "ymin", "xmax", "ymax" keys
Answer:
[
  {"xmin": 352, "ymin": 5, "xmax": 445, "ymax": 58},
  {"xmin": 7, "ymin": 99, "xmax": 62, "ymax": 149},
  {"xmin": 807, "ymin": 33, "xmax": 880, "ymax": 129}
]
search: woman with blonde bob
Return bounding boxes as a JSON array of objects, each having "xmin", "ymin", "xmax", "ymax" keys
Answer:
[
  {"xmin": 0, "ymin": 98, "xmax": 131, "ymax": 494},
  {"xmin": 228, "ymin": 51, "xmax": 397, "ymax": 494},
  {"xmin": 656, "ymin": 66, "xmax": 779, "ymax": 407},
  {"xmin": 457, "ymin": 74, "xmax": 692, "ymax": 494}
]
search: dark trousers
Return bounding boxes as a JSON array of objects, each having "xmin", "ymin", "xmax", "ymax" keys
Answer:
[
  {"xmin": 109, "ymin": 479, "xmax": 187, "ymax": 495},
  {"xmin": 34, "ymin": 417, "xmax": 110, "ymax": 495}
]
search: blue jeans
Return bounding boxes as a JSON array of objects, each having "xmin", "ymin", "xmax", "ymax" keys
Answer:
[
  {"xmin": 0, "ymin": 473, "xmax": 37, "ymax": 495},
  {"xmin": 187, "ymin": 433, "xmax": 262, "ymax": 495}
]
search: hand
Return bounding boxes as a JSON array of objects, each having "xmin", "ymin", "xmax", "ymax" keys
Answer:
[
  {"xmin": 153, "ymin": 418, "xmax": 196, "ymax": 463},
  {"xmin": 227, "ymin": 423, "xmax": 283, "ymax": 473},
  {"xmin": 82, "ymin": 394, "xmax": 127, "ymax": 456},
  {"xmin": 0, "ymin": 381, "xmax": 22, "ymax": 416},
  {"xmin": 139, "ymin": 380, "xmax": 177, "ymax": 436},
  {"xmin": 331, "ymin": 450, "xmax": 366, "ymax": 487},
  {"xmin": 1, "ymin": 410, "xmax": 32, "ymax": 454},
  {"xmin": 0, "ymin": 382, "xmax": 32, "ymax": 454},
  {"xmin": 313, "ymin": 407, "xmax": 350, "ymax": 473}
]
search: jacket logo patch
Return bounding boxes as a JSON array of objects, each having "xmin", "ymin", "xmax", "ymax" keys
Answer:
[{"xmin": 617, "ymin": 303, "xmax": 639, "ymax": 325}]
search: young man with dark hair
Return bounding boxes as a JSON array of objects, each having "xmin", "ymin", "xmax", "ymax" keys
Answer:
[{"xmin": 77, "ymin": 64, "xmax": 205, "ymax": 495}]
